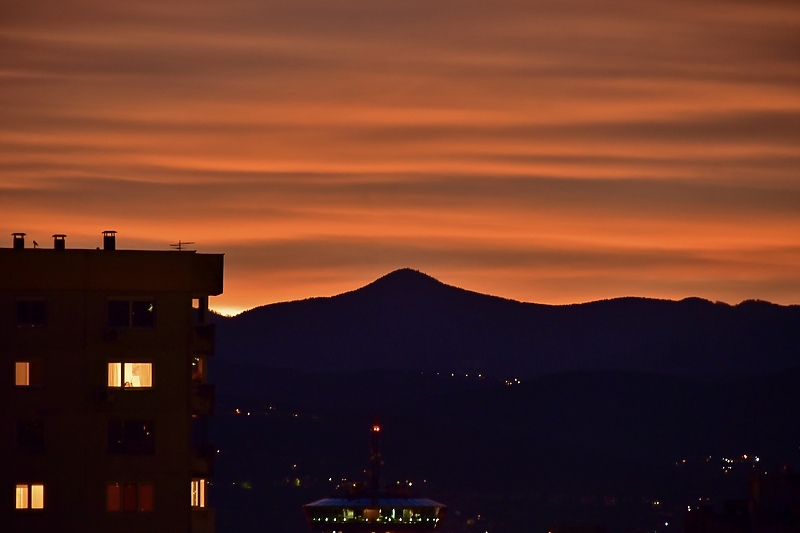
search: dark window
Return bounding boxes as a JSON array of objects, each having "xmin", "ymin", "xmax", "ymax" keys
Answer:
[
  {"xmin": 16, "ymin": 299, "xmax": 46, "ymax": 327},
  {"xmin": 138, "ymin": 484, "xmax": 154, "ymax": 511},
  {"xmin": 108, "ymin": 420, "xmax": 155, "ymax": 454},
  {"xmin": 106, "ymin": 483, "xmax": 121, "ymax": 512},
  {"xmin": 131, "ymin": 301, "xmax": 155, "ymax": 327},
  {"xmin": 17, "ymin": 420, "xmax": 45, "ymax": 451},
  {"xmin": 122, "ymin": 483, "xmax": 138, "ymax": 512},
  {"xmin": 107, "ymin": 300, "xmax": 155, "ymax": 328},
  {"xmin": 107, "ymin": 301, "xmax": 130, "ymax": 328}
]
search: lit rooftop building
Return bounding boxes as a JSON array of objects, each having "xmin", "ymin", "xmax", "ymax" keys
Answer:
[
  {"xmin": 303, "ymin": 419, "xmax": 447, "ymax": 532},
  {"xmin": 303, "ymin": 496, "xmax": 447, "ymax": 532},
  {"xmin": 0, "ymin": 231, "xmax": 223, "ymax": 532}
]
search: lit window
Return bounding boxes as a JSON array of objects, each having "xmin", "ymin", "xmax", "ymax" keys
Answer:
[
  {"xmin": 107, "ymin": 300, "xmax": 155, "ymax": 328},
  {"xmin": 107, "ymin": 482, "xmax": 153, "ymax": 512},
  {"xmin": 16, "ymin": 299, "xmax": 46, "ymax": 327},
  {"xmin": 108, "ymin": 363, "xmax": 152, "ymax": 388},
  {"xmin": 192, "ymin": 297, "xmax": 208, "ymax": 325},
  {"xmin": 31, "ymin": 485, "xmax": 44, "ymax": 509},
  {"xmin": 15, "ymin": 361, "xmax": 43, "ymax": 387},
  {"xmin": 15, "ymin": 486, "xmax": 27, "ymax": 509},
  {"xmin": 15, "ymin": 484, "xmax": 44, "ymax": 509},
  {"xmin": 190, "ymin": 479, "xmax": 206, "ymax": 508}
]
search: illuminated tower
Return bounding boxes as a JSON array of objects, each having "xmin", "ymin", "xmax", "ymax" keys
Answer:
[
  {"xmin": 303, "ymin": 418, "xmax": 447, "ymax": 532},
  {"xmin": 0, "ymin": 231, "xmax": 223, "ymax": 532}
]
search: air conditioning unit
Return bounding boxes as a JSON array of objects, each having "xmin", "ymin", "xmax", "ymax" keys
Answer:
[{"xmin": 93, "ymin": 388, "xmax": 116, "ymax": 403}]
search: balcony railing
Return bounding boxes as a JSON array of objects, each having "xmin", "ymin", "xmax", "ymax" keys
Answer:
[
  {"xmin": 191, "ymin": 445, "xmax": 215, "ymax": 477},
  {"xmin": 191, "ymin": 383, "xmax": 215, "ymax": 416},
  {"xmin": 191, "ymin": 506, "xmax": 216, "ymax": 533},
  {"xmin": 191, "ymin": 324, "xmax": 215, "ymax": 357}
]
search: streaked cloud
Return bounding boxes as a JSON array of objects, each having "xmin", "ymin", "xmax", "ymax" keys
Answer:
[{"xmin": 1, "ymin": 0, "xmax": 799, "ymax": 313}]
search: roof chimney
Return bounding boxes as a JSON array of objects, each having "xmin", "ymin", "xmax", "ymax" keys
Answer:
[
  {"xmin": 53, "ymin": 234, "xmax": 66, "ymax": 250},
  {"xmin": 12, "ymin": 232, "xmax": 25, "ymax": 249},
  {"xmin": 102, "ymin": 230, "xmax": 117, "ymax": 251}
]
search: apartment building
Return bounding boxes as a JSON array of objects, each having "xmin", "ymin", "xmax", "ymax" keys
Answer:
[{"xmin": 0, "ymin": 231, "xmax": 223, "ymax": 532}]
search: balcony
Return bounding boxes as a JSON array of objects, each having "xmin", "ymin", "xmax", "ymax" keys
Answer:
[
  {"xmin": 191, "ymin": 383, "xmax": 215, "ymax": 416},
  {"xmin": 191, "ymin": 324, "xmax": 215, "ymax": 357},
  {"xmin": 191, "ymin": 507, "xmax": 216, "ymax": 533},
  {"xmin": 191, "ymin": 445, "xmax": 215, "ymax": 477}
]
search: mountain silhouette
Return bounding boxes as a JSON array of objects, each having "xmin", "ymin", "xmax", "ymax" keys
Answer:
[
  {"xmin": 214, "ymin": 268, "xmax": 800, "ymax": 377},
  {"xmin": 209, "ymin": 269, "xmax": 800, "ymax": 532}
]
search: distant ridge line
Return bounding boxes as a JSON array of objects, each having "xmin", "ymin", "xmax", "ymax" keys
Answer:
[{"xmin": 213, "ymin": 268, "xmax": 800, "ymax": 379}]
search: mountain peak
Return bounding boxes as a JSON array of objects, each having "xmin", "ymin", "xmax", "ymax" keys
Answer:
[
  {"xmin": 376, "ymin": 268, "xmax": 440, "ymax": 283},
  {"xmin": 359, "ymin": 268, "xmax": 445, "ymax": 294}
]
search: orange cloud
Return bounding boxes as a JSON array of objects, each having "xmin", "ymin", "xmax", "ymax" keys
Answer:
[{"xmin": 2, "ymin": 0, "xmax": 800, "ymax": 313}]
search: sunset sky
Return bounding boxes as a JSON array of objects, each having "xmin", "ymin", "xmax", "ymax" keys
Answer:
[{"xmin": 2, "ymin": 0, "xmax": 799, "ymax": 315}]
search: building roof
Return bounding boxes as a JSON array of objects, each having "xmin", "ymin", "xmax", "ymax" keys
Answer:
[
  {"xmin": 304, "ymin": 497, "xmax": 446, "ymax": 508},
  {"xmin": 0, "ymin": 248, "xmax": 224, "ymax": 295}
]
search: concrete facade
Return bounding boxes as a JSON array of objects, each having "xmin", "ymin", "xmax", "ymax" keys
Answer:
[{"xmin": 1, "ymin": 233, "xmax": 223, "ymax": 532}]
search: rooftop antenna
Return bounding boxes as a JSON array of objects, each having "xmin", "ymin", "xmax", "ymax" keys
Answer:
[{"xmin": 169, "ymin": 240, "xmax": 195, "ymax": 251}]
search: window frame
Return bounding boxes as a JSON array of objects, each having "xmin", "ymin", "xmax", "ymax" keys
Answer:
[
  {"xmin": 107, "ymin": 299, "xmax": 156, "ymax": 329},
  {"xmin": 107, "ymin": 420, "xmax": 155, "ymax": 454},
  {"xmin": 15, "ymin": 360, "xmax": 44, "ymax": 387},
  {"xmin": 106, "ymin": 482, "xmax": 154, "ymax": 513},
  {"xmin": 15, "ymin": 483, "xmax": 45, "ymax": 510},
  {"xmin": 190, "ymin": 478, "xmax": 207, "ymax": 508},
  {"xmin": 107, "ymin": 362, "xmax": 153, "ymax": 389}
]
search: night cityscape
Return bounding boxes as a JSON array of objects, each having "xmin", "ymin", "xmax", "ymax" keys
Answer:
[{"xmin": 207, "ymin": 270, "xmax": 800, "ymax": 532}]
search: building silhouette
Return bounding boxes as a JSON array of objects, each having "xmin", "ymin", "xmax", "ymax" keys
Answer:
[{"xmin": 1, "ymin": 232, "xmax": 223, "ymax": 532}]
